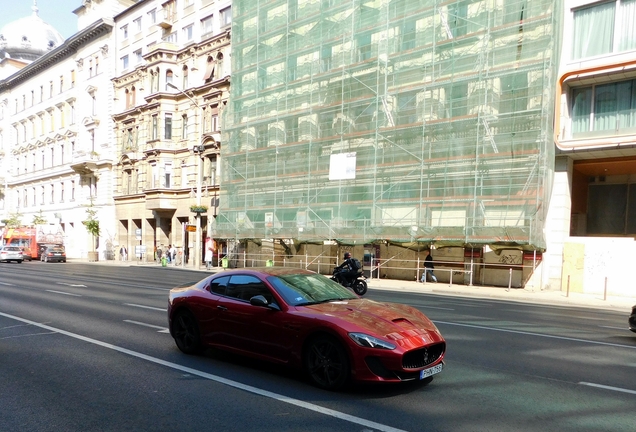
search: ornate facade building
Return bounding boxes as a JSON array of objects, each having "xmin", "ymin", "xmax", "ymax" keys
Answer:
[
  {"xmin": 111, "ymin": 0, "xmax": 231, "ymax": 265},
  {"xmin": 0, "ymin": 1, "xmax": 133, "ymax": 259}
]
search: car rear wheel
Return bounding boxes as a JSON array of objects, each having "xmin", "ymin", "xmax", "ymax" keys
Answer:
[
  {"xmin": 304, "ymin": 335, "xmax": 350, "ymax": 390},
  {"xmin": 172, "ymin": 311, "xmax": 202, "ymax": 355}
]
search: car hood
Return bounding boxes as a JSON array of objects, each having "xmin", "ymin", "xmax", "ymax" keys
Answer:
[{"xmin": 301, "ymin": 299, "xmax": 444, "ymax": 349}]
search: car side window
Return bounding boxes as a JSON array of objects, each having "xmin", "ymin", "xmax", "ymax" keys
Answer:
[
  {"xmin": 226, "ymin": 275, "xmax": 275, "ymax": 304},
  {"xmin": 209, "ymin": 276, "xmax": 230, "ymax": 295}
]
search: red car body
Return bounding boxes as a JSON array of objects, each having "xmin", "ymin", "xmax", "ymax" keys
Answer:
[{"xmin": 168, "ymin": 267, "xmax": 446, "ymax": 389}]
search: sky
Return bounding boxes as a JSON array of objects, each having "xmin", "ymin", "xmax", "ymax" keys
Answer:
[{"xmin": 0, "ymin": 0, "xmax": 80, "ymax": 40}]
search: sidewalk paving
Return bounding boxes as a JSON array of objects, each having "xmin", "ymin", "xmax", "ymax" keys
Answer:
[{"xmin": 79, "ymin": 258, "xmax": 636, "ymax": 313}]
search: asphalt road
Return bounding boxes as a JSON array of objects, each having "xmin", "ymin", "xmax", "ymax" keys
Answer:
[{"xmin": 1, "ymin": 262, "xmax": 635, "ymax": 432}]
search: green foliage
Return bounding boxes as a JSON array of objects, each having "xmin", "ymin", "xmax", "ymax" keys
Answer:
[
  {"xmin": 32, "ymin": 210, "xmax": 48, "ymax": 225},
  {"xmin": 82, "ymin": 205, "xmax": 100, "ymax": 238},
  {"xmin": 190, "ymin": 205, "xmax": 208, "ymax": 213},
  {"xmin": 2, "ymin": 213, "xmax": 22, "ymax": 228}
]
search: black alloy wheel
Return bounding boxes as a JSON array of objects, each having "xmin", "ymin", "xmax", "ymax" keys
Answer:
[
  {"xmin": 304, "ymin": 335, "xmax": 350, "ymax": 390},
  {"xmin": 352, "ymin": 280, "xmax": 367, "ymax": 296},
  {"xmin": 172, "ymin": 311, "xmax": 202, "ymax": 355}
]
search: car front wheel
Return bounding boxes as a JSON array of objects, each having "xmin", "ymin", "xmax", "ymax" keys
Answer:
[
  {"xmin": 304, "ymin": 335, "xmax": 350, "ymax": 390},
  {"xmin": 172, "ymin": 311, "xmax": 202, "ymax": 355}
]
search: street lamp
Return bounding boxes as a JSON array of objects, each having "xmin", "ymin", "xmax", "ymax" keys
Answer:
[
  {"xmin": 192, "ymin": 144, "xmax": 204, "ymax": 270},
  {"xmin": 167, "ymin": 82, "xmax": 203, "ymax": 269}
]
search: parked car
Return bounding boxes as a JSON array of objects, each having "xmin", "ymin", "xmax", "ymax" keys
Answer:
[
  {"xmin": 0, "ymin": 246, "xmax": 24, "ymax": 263},
  {"xmin": 168, "ymin": 267, "xmax": 446, "ymax": 390},
  {"xmin": 40, "ymin": 246, "xmax": 66, "ymax": 263},
  {"xmin": 629, "ymin": 305, "xmax": 636, "ymax": 333},
  {"xmin": 20, "ymin": 246, "xmax": 32, "ymax": 261}
]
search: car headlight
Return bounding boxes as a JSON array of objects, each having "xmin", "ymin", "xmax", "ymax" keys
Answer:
[{"xmin": 349, "ymin": 333, "xmax": 396, "ymax": 350}]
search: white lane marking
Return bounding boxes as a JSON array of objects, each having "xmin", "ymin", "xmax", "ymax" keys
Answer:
[
  {"xmin": 435, "ymin": 320, "xmax": 636, "ymax": 350},
  {"xmin": 0, "ymin": 282, "xmax": 14, "ymax": 286},
  {"xmin": 0, "ymin": 311, "xmax": 407, "ymax": 432},
  {"xmin": 580, "ymin": 382, "xmax": 636, "ymax": 395},
  {"xmin": 124, "ymin": 320, "xmax": 169, "ymax": 333},
  {"xmin": 46, "ymin": 290, "xmax": 82, "ymax": 297},
  {"xmin": 124, "ymin": 303, "xmax": 166, "ymax": 312},
  {"xmin": 598, "ymin": 325, "xmax": 628, "ymax": 330},
  {"xmin": 57, "ymin": 282, "xmax": 87, "ymax": 287}
]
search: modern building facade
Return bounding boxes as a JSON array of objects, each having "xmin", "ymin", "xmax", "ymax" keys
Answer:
[
  {"xmin": 547, "ymin": 0, "xmax": 636, "ymax": 294},
  {"xmin": 111, "ymin": 0, "xmax": 231, "ymax": 265},
  {"xmin": 0, "ymin": 0, "xmax": 135, "ymax": 259},
  {"xmin": 217, "ymin": 0, "xmax": 561, "ymax": 285}
]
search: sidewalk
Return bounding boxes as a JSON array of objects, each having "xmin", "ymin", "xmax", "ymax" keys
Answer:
[{"xmin": 79, "ymin": 258, "xmax": 636, "ymax": 312}]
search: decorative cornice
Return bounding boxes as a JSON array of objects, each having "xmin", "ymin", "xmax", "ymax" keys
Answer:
[{"xmin": 0, "ymin": 19, "xmax": 115, "ymax": 89}]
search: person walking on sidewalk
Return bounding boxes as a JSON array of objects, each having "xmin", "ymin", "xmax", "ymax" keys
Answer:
[{"xmin": 421, "ymin": 249, "xmax": 437, "ymax": 283}]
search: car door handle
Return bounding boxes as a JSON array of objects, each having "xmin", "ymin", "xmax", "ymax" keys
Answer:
[{"xmin": 217, "ymin": 305, "xmax": 227, "ymax": 311}]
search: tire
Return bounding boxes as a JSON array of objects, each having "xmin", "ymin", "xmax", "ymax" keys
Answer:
[
  {"xmin": 171, "ymin": 311, "xmax": 202, "ymax": 355},
  {"xmin": 304, "ymin": 335, "xmax": 350, "ymax": 390},
  {"xmin": 352, "ymin": 280, "xmax": 367, "ymax": 296},
  {"xmin": 17, "ymin": 260, "xmax": 22, "ymax": 264}
]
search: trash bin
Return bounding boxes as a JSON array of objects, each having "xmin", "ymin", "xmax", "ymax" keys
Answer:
[
  {"xmin": 161, "ymin": 256, "xmax": 168, "ymax": 267},
  {"xmin": 266, "ymin": 259, "xmax": 274, "ymax": 267},
  {"xmin": 222, "ymin": 257, "xmax": 228, "ymax": 268}
]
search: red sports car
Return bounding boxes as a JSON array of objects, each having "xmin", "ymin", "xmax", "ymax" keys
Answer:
[{"xmin": 168, "ymin": 267, "xmax": 446, "ymax": 390}]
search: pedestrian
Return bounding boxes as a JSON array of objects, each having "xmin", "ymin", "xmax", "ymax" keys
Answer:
[
  {"xmin": 156, "ymin": 245, "xmax": 163, "ymax": 264},
  {"xmin": 166, "ymin": 245, "xmax": 172, "ymax": 263},
  {"xmin": 169, "ymin": 244, "xmax": 176, "ymax": 265},
  {"xmin": 120, "ymin": 246, "xmax": 127, "ymax": 261},
  {"xmin": 205, "ymin": 237, "xmax": 214, "ymax": 269},
  {"xmin": 421, "ymin": 249, "xmax": 437, "ymax": 283}
]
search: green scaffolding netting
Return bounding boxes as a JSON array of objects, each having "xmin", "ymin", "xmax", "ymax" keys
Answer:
[{"xmin": 215, "ymin": 0, "xmax": 560, "ymax": 250}]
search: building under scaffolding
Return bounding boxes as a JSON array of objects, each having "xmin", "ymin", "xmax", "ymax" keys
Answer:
[{"xmin": 216, "ymin": 0, "xmax": 560, "ymax": 252}]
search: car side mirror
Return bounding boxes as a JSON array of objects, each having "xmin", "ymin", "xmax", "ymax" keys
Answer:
[{"xmin": 250, "ymin": 295, "xmax": 280, "ymax": 310}]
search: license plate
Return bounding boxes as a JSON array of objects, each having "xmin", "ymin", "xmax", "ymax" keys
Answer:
[{"xmin": 420, "ymin": 363, "xmax": 443, "ymax": 380}]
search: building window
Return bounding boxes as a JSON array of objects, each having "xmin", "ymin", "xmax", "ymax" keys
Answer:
[
  {"xmin": 165, "ymin": 114, "xmax": 173, "ymax": 140},
  {"xmin": 220, "ymin": 6, "xmax": 232, "ymax": 27},
  {"xmin": 165, "ymin": 69, "xmax": 174, "ymax": 90},
  {"xmin": 201, "ymin": 15, "xmax": 213, "ymax": 35},
  {"xmin": 122, "ymin": 24, "xmax": 129, "ymax": 39},
  {"xmin": 572, "ymin": 1, "xmax": 636, "ymax": 60},
  {"xmin": 183, "ymin": 24, "xmax": 193, "ymax": 41},
  {"xmin": 148, "ymin": 8, "xmax": 156, "ymax": 24},
  {"xmin": 133, "ymin": 17, "xmax": 142, "ymax": 33},
  {"xmin": 182, "ymin": 66, "xmax": 189, "ymax": 88},
  {"xmin": 134, "ymin": 49, "xmax": 143, "ymax": 65},
  {"xmin": 572, "ymin": 79, "xmax": 636, "ymax": 136},
  {"xmin": 164, "ymin": 31, "xmax": 177, "ymax": 43},
  {"xmin": 204, "ymin": 57, "xmax": 215, "ymax": 82},
  {"xmin": 122, "ymin": 55, "xmax": 129, "ymax": 70},
  {"xmin": 152, "ymin": 114, "xmax": 158, "ymax": 140},
  {"xmin": 182, "ymin": 114, "xmax": 188, "ymax": 139}
]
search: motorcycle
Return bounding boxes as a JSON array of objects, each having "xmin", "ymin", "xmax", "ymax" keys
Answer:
[{"xmin": 331, "ymin": 267, "xmax": 368, "ymax": 296}]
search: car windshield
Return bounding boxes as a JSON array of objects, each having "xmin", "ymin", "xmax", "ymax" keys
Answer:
[{"xmin": 267, "ymin": 273, "xmax": 358, "ymax": 306}]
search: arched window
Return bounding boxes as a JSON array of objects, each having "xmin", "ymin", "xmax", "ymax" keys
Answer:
[
  {"xmin": 165, "ymin": 70, "xmax": 174, "ymax": 91},
  {"xmin": 216, "ymin": 53, "xmax": 224, "ymax": 78},
  {"xmin": 182, "ymin": 66, "xmax": 189, "ymax": 89},
  {"xmin": 130, "ymin": 86, "xmax": 136, "ymax": 107},
  {"xmin": 203, "ymin": 57, "xmax": 215, "ymax": 82}
]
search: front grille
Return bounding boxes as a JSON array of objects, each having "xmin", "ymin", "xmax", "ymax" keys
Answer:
[{"xmin": 402, "ymin": 342, "xmax": 445, "ymax": 369}]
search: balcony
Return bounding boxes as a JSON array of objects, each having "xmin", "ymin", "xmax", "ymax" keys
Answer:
[{"xmin": 158, "ymin": 10, "xmax": 175, "ymax": 29}]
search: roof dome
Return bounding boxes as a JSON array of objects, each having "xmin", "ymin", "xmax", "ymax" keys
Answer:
[{"xmin": 0, "ymin": 2, "xmax": 65, "ymax": 62}]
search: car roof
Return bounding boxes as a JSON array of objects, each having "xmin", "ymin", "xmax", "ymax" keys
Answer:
[{"xmin": 214, "ymin": 267, "xmax": 316, "ymax": 278}]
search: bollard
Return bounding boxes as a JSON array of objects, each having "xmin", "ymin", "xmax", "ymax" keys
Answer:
[
  {"xmin": 604, "ymin": 277, "xmax": 608, "ymax": 301},
  {"xmin": 507, "ymin": 268, "xmax": 512, "ymax": 291},
  {"xmin": 566, "ymin": 275, "xmax": 570, "ymax": 298}
]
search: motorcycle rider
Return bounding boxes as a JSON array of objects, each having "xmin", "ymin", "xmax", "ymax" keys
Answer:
[{"xmin": 334, "ymin": 252, "xmax": 360, "ymax": 287}]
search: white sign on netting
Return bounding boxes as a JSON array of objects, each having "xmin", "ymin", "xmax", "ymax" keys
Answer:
[{"xmin": 329, "ymin": 152, "xmax": 356, "ymax": 180}]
